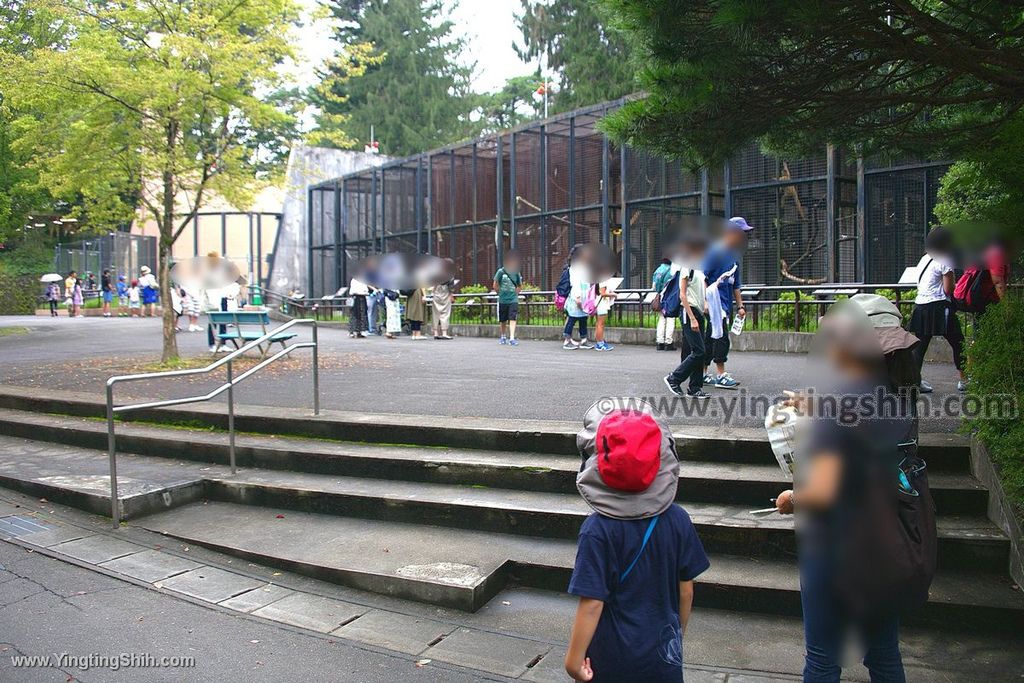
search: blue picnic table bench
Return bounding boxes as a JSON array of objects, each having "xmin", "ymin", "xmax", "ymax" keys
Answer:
[{"xmin": 207, "ymin": 309, "xmax": 297, "ymax": 356}]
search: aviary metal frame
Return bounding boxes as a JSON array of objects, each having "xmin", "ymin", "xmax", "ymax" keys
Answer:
[{"xmin": 308, "ymin": 98, "xmax": 948, "ymax": 296}]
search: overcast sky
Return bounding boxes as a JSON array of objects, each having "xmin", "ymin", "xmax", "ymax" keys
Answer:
[{"xmin": 291, "ymin": 0, "xmax": 532, "ymax": 93}]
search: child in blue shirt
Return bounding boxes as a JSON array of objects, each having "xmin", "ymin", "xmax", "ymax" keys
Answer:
[
  {"xmin": 116, "ymin": 275, "xmax": 129, "ymax": 316},
  {"xmin": 566, "ymin": 400, "xmax": 710, "ymax": 682}
]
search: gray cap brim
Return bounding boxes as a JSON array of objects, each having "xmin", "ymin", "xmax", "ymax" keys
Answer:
[{"xmin": 575, "ymin": 399, "xmax": 680, "ymax": 520}]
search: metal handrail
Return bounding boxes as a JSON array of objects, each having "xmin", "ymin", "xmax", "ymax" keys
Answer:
[{"xmin": 104, "ymin": 318, "xmax": 320, "ymax": 528}]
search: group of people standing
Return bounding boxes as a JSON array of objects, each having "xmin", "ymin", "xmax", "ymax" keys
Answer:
[
  {"xmin": 347, "ymin": 257, "xmax": 456, "ymax": 341},
  {"xmin": 46, "ymin": 266, "xmax": 159, "ymax": 318}
]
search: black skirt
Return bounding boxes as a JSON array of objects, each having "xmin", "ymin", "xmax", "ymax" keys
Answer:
[
  {"xmin": 909, "ymin": 300, "xmax": 960, "ymax": 339},
  {"xmin": 349, "ymin": 295, "xmax": 368, "ymax": 333}
]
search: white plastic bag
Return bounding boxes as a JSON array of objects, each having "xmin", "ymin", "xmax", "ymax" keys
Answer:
[{"xmin": 764, "ymin": 403, "xmax": 800, "ymax": 479}]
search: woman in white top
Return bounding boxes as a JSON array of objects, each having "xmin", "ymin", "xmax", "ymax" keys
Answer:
[
  {"xmin": 348, "ymin": 277, "xmax": 370, "ymax": 338},
  {"xmin": 908, "ymin": 227, "xmax": 965, "ymax": 392}
]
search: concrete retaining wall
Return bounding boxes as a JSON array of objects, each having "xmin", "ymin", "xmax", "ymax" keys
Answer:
[
  {"xmin": 448, "ymin": 323, "xmax": 955, "ymax": 362},
  {"xmin": 970, "ymin": 438, "xmax": 1024, "ymax": 587}
]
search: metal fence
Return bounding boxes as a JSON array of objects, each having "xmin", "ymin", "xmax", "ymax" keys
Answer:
[
  {"xmin": 272, "ymin": 283, "xmax": 935, "ymax": 336},
  {"xmin": 307, "ymin": 99, "xmax": 948, "ymax": 298},
  {"xmin": 54, "ymin": 232, "xmax": 157, "ymax": 282}
]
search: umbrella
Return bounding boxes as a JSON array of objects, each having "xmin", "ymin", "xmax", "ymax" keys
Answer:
[{"xmin": 39, "ymin": 273, "xmax": 62, "ymax": 283}]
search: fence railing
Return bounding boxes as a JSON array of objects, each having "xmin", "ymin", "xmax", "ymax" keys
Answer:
[
  {"xmin": 273, "ymin": 284, "xmax": 925, "ymax": 333},
  {"xmin": 104, "ymin": 318, "xmax": 319, "ymax": 528}
]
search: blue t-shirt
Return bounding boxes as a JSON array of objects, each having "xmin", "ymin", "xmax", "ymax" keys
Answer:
[
  {"xmin": 568, "ymin": 505, "xmax": 710, "ymax": 683},
  {"xmin": 702, "ymin": 243, "xmax": 742, "ymax": 314}
]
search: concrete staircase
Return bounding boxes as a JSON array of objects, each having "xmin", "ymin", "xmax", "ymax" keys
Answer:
[{"xmin": 0, "ymin": 390, "xmax": 1020, "ymax": 640}]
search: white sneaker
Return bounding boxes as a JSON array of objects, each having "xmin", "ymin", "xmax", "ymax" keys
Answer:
[
  {"xmin": 577, "ymin": 338, "xmax": 594, "ymax": 350},
  {"xmin": 563, "ymin": 340, "xmax": 578, "ymax": 350}
]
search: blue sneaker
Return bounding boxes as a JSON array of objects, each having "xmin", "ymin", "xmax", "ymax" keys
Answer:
[
  {"xmin": 509, "ymin": 338, "xmax": 519, "ymax": 346},
  {"xmin": 713, "ymin": 373, "xmax": 739, "ymax": 389},
  {"xmin": 499, "ymin": 336, "xmax": 507, "ymax": 345},
  {"xmin": 593, "ymin": 341, "xmax": 606, "ymax": 351}
]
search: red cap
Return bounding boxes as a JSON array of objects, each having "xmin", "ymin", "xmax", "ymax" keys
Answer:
[{"xmin": 595, "ymin": 410, "xmax": 662, "ymax": 492}]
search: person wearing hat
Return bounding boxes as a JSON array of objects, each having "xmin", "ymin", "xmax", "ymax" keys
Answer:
[
  {"xmin": 138, "ymin": 265, "xmax": 160, "ymax": 317},
  {"xmin": 774, "ymin": 295, "xmax": 922, "ymax": 682},
  {"xmin": 699, "ymin": 217, "xmax": 753, "ymax": 389},
  {"xmin": 565, "ymin": 400, "xmax": 709, "ymax": 682}
]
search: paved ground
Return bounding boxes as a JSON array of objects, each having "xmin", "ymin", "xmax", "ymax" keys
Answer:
[
  {"xmin": 0, "ymin": 538, "xmax": 495, "ymax": 682},
  {"xmin": 0, "ymin": 316, "xmax": 963, "ymax": 430},
  {"xmin": 3, "ymin": 487, "xmax": 1019, "ymax": 682},
  {"xmin": 0, "ymin": 488, "xmax": 809, "ymax": 683}
]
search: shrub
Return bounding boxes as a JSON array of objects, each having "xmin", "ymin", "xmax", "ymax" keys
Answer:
[
  {"xmin": 750, "ymin": 291, "xmax": 817, "ymax": 332},
  {"xmin": 964, "ymin": 293, "xmax": 1024, "ymax": 511},
  {"xmin": 0, "ymin": 273, "xmax": 40, "ymax": 314},
  {"xmin": 454, "ymin": 284, "xmax": 493, "ymax": 323}
]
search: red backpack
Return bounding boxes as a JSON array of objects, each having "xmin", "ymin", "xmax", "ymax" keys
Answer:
[{"xmin": 953, "ymin": 266, "xmax": 996, "ymax": 313}]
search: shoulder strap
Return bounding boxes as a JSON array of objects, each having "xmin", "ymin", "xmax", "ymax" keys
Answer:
[
  {"xmin": 918, "ymin": 257, "xmax": 933, "ymax": 284},
  {"xmin": 620, "ymin": 515, "xmax": 660, "ymax": 582}
]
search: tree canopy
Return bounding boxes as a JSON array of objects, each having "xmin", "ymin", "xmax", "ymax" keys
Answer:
[
  {"xmin": 1, "ymin": 0, "xmax": 300, "ymax": 360},
  {"xmin": 515, "ymin": 0, "xmax": 635, "ymax": 113},
  {"xmin": 595, "ymin": 0, "xmax": 1024, "ymax": 167},
  {"xmin": 314, "ymin": 0, "xmax": 476, "ymax": 156}
]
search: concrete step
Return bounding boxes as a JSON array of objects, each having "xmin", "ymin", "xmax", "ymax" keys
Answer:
[
  {"xmin": 137, "ymin": 499, "xmax": 1024, "ymax": 631},
  {"xmin": 0, "ymin": 409, "xmax": 989, "ymax": 513},
  {"xmin": 198, "ymin": 469, "xmax": 1008, "ymax": 573},
  {"xmin": 0, "ymin": 431, "xmax": 1006, "ymax": 573},
  {"xmin": 0, "ymin": 388, "xmax": 973, "ymax": 471}
]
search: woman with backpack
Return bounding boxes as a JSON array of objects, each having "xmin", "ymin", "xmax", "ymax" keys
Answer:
[
  {"xmin": 651, "ymin": 257, "xmax": 676, "ymax": 351},
  {"xmin": 909, "ymin": 227, "xmax": 966, "ymax": 393},
  {"xmin": 775, "ymin": 295, "xmax": 931, "ymax": 683},
  {"xmin": 563, "ymin": 244, "xmax": 593, "ymax": 350}
]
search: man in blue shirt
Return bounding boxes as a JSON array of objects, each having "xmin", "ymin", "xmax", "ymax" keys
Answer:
[
  {"xmin": 700, "ymin": 217, "xmax": 753, "ymax": 389},
  {"xmin": 565, "ymin": 401, "xmax": 710, "ymax": 682}
]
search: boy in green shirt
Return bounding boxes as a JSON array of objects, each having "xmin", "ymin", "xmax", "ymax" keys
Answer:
[{"xmin": 493, "ymin": 250, "xmax": 523, "ymax": 346}]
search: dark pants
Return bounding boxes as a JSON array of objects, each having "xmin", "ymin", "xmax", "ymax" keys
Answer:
[
  {"xmin": 563, "ymin": 316, "xmax": 588, "ymax": 339},
  {"xmin": 670, "ymin": 311, "xmax": 706, "ymax": 393},
  {"xmin": 705, "ymin": 313, "xmax": 730, "ymax": 367},
  {"xmin": 366, "ymin": 294, "xmax": 380, "ymax": 334},
  {"xmin": 409, "ymin": 320, "xmax": 422, "ymax": 332},
  {"xmin": 207, "ymin": 298, "xmax": 228, "ymax": 346},
  {"xmin": 799, "ymin": 551, "xmax": 905, "ymax": 683},
  {"xmin": 49, "ymin": 300, "xmax": 58, "ymax": 316}
]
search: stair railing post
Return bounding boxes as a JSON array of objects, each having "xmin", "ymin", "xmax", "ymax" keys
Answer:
[
  {"xmin": 312, "ymin": 321, "xmax": 320, "ymax": 416},
  {"xmin": 106, "ymin": 382, "xmax": 120, "ymax": 529},
  {"xmin": 227, "ymin": 359, "xmax": 236, "ymax": 474}
]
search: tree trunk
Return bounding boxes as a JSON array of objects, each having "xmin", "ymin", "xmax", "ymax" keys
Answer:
[{"xmin": 160, "ymin": 121, "xmax": 180, "ymax": 363}]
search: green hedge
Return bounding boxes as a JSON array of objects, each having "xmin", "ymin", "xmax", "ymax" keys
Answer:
[
  {"xmin": 0, "ymin": 273, "xmax": 40, "ymax": 315},
  {"xmin": 965, "ymin": 293, "xmax": 1024, "ymax": 511}
]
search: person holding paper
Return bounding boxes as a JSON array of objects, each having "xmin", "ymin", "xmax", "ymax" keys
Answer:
[{"xmin": 700, "ymin": 217, "xmax": 752, "ymax": 389}]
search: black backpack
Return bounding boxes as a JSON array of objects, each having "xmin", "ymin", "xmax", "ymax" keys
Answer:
[{"xmin": 555, "ymin": 266, "xmax": 571, "ymax": 298}]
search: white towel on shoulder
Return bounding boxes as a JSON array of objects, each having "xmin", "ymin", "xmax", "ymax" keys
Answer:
[{"xmin": 705, "ymin": 264, "xmax": 738, "ymax": 339}]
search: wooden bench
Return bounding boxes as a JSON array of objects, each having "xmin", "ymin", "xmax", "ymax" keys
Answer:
[{"xmin": 207, "ymin": 310, "xmax": 297, "ymax": 356}]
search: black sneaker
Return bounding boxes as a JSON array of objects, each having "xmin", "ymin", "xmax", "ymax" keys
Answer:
[
  {"xmin": 663, "ymin": 375, "xmax": 685, "ymax": 397},
  {"xmin": 656, "ymin": 343, "xmax": 665, "ymax": 351},
  {"xmin": 686, "ymin": 389, "xmax": 711, "ymax": 399}
]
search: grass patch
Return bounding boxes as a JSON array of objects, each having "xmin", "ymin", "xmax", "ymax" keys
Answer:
[{"xmin": 0, "ymin": 326, "xmax": 30, "ymax": 337}]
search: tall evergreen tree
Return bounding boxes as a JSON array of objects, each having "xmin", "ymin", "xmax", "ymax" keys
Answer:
[
  {"xmin": 314, "ymin": 0, "xmax": 475, "ymax": 156},
  {"xmin": 515, "ymin": 0, "xmax": 635, "ymax": 113}
]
